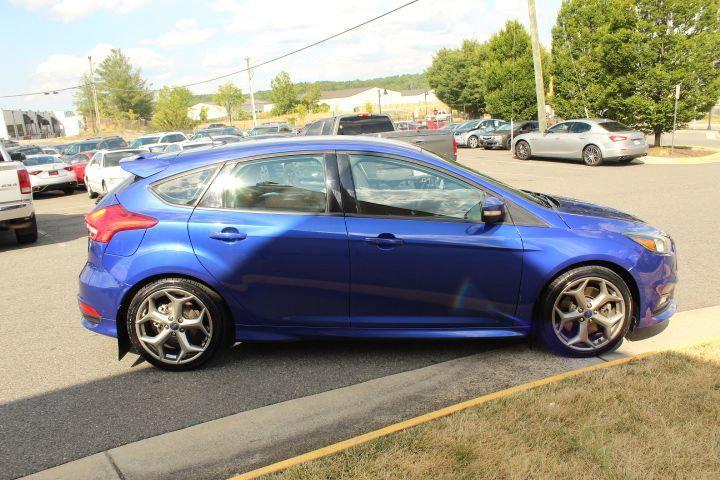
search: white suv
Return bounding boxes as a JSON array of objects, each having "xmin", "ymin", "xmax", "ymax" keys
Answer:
[{"xmin": 0, "ymin": 144, "xmax": 37, "ymax": 244}]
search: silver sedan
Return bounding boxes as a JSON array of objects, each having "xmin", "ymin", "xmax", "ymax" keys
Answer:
[{"xmin": 512, "ymin": 118, "xmax": 648, "ymax": 166}]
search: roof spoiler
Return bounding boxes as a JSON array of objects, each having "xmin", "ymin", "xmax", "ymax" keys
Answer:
[{"xmin": 119, "ymin": 153, "xmax": 170, "ymax": 178}]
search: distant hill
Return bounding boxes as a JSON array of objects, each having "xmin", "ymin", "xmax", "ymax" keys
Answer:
[{"xmin": 192, "ymin": 73, "xmax": 428, "ymax": 104}]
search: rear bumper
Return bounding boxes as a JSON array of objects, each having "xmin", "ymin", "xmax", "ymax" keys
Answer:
[
  {"xmin": 78, "ymin": 260, "xmax": 128, "ymax": 339},
  {"xmin": 0, "ymin": 201, "xmax": 34, "ymax": 224},
  {"xmin": 603, "ymin": 143, "xmax": 648, "ymax": 159}
]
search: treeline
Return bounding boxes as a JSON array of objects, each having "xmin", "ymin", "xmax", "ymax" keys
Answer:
[{"xmin": 427, "ymin": 0, "xmax": 720, "ymax": 143}]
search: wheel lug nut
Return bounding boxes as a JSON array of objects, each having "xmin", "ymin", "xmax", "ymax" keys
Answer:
[
  {"xmin": 578, "ymin": 308, "xmax": 583, "ymax": 313},
  {"xmin": 171, "ymin": 332, "xmax": 176, "ymax": 336},
  {"xmin": 165, "ymin": 325, "xmax": 169, "ymax": 329},
  {"xmin": 180, "ymin": 328, "xmax": 185, "ymax": 333},
  {"xmin": 178, "ymin": 318, "xmax": 183, "ymax": 323}
]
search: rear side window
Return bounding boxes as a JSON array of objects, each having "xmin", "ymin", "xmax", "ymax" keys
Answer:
[
  {"xmin": 570, "ymin": 122, "xmax": 591, "ymax": 133},
  {"xmin": 151, "ymin": 167, "xmax": 218, "ymax": 206},
  {"xmin": 198, "ymin": 154, "xmax": 327, "ymax": 213},
  {"xmin": 599, "ymin": 121, "xmax": 631, "ymax": 132},
  {"xmin": 337, "ymin": 116, "xmax": 394, "ymax": 135}
]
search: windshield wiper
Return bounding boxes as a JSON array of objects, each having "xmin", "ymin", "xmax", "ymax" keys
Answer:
[{"xmin": 522, "ymin": 190, "xmax": 557, "ymax": 208}]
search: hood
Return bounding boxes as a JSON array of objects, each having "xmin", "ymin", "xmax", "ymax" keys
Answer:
[{"xmin": 548, "ymin": 194, "xmax": 654, "ymax": 234}]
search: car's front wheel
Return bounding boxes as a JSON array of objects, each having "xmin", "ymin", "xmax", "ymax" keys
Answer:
[
  {"xmin": 538, "ymin": 266, "xmax": 632, "ymax": 357},
  {"xmin": 126, "ymin": 278, "xmax": 227, "ymax": 371},
  {"xmin": 467, "ymin": 136, "xmax": 479, "ymax": 148},
  {"xmin": 515, "ymin": 140, "xmax": 531, "ymax": 160}
]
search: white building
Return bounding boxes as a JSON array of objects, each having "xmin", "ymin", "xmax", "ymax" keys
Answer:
[
  {"xmin": 1, "ymin": 109, "xmax": 65, "ymax": 140},
  {"xmin": 188, "ymin": 103, "xmax": 227, "ymax": 121},
  {"xmin": 317, "ymin": 87, "xmax": 442, "ymax": 114},
  {"xmin": 54, "ymin": 111, "xmax": 83, "ymax": 137},
  {"xmin": 242, "ymin": 99, "xmax": 273, "ymax": 114}
]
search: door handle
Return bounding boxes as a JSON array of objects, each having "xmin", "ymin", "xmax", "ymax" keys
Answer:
[
  {"xmin": 364, "ymin": 236, "xmax": 403, "ymax": 246},
  {"xmin": 209, "ymin": 229, "xmax": 247, "ymax": 242}
]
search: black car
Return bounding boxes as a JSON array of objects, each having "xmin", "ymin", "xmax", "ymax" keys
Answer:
[
  {"xmin": 480, "ymin": 121, "xmax": 540, "ymax": 150},
  {"xmin": 63, "ymin": 136, "xmax": 128, "ymax": 156},
  {"xmin": 7, "ymin": 145, "xmax": 44, "ymax": 156}
]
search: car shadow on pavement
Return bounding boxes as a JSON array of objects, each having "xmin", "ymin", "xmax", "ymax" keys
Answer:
[
  {"xmin": 0, "ymin": 212, "xmax": 87, "ymax": 251},
  {"xmin": 0, "ymin": 337, "xmax": 522, "ymax": 479},
  {"xmin": 520, "ymin": 156, "xmax": 645, "ymax": 167}
]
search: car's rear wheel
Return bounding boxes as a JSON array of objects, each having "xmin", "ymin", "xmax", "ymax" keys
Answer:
[
  {"xmin": 515, "ymin": 140, "xmax": 531, "ymax": 160},
  {"xmin": 467, "ymin": 136, "xmax": 479, "ymax": 148},
  {"xmin": 582, "ymin": 145, "xmax": 603, "ymax": 166},
  {"xmin": 126, "ymin": 278, "xmax": 227, "ymax": 371},
  {"xmin": 15, "ymin": 215, "xmax": 38, "ymax": 244},
  {"xmin": 538, "ymin": 266, "xmax": 632, "ymax": 357}
]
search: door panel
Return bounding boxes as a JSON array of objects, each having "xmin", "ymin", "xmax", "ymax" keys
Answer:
[
  {"xmin": 341, "ymin": 152, "xmax": 523, "ymax": 328},
  {"xmin": 188, "ymin": 153, "xmax": 350, "ymax": 327},
  {"xmin": 346, "ymin": 217, "xmax": 523, "ymax": 327}
]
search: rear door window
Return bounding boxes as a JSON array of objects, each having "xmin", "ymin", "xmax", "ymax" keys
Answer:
[
  {"xmin": 570, "ymin": 122, "xmax": 592, "ymax": 133},
  {"xmin": 549, "ymin": 122, "xmax": 572, "ymax": 133},
  {"xmin": 199, "ymin": 154, "xmax": 328, "ymax": 213}
]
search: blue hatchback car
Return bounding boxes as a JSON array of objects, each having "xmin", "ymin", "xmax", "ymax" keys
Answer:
[{"xmin": 79, "ymin": 136, "xmax": 677, "ymax": 370}]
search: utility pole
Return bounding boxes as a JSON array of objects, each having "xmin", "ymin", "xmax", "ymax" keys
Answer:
[
  {"xmin": 671, "ymin": 84, "xmax": 680, "ymax": 155},
  {"xmin": 88, "ymin": 55, "xmax": 101, "ymax": 134},
  {"xmin": 245, "ymin": 57, "xmax": 257, "ymax": 127},
  {"xmin": 527, "ymin": 0, "xmax": 547, "ymax": 132}
]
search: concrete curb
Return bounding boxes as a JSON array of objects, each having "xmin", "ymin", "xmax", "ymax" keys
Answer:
[
  {"xmin": 23, "ymin": 306, "xmax": 720, "ymax": 480},
  {"xmin": 642, "ymin": 146, "xmax": 720, "ymax": 165}
]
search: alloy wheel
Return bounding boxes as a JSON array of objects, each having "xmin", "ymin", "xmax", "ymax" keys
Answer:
[
  {"xmin": 468, "ymin": 136, "xmax": 478, "ymax": 148},
  {"xmin": 134, "ymin": 288, "xmax": 213, "ymax": 365},
  {"xmin": 583, "ymin": 145, "xmax": 602, "ymax": 165},
  {"xmin": 551, "ymin": 277, "xmax": 626, "ymax": 352},
  {"xmin": 516, "ymin": 141, "xmax": 530, "ymax": 159}
]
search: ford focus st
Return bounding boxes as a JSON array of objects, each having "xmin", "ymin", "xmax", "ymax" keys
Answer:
[{"xmin": 79, "ymin": 137, "xmax": 677, "ymax": 371}]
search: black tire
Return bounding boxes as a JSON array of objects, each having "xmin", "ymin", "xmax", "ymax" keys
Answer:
[
  {"xmin": 126, "ymin": 278, "xmax": 228, "ymax": 371},
  {"xmin": 87, "ymin": 181, "xmax": 98, "ymax": 199},
  {"xmin": 537, "ymin": 266, "xmax": 633, "ymax": 358},
  {"xmin": 63, "ymin": 187, "xmax": 74, "ymax": 195},
  {"xmin": 515, "ymin": 140, "xmax": 531, "ymax": 160},
  {"xmin": 504, "ymin": 137, "xmax": 512, "ymax": 150},
  {"xmin": 582, "ymin": 144, "xmax": 604, "ymax": 166},
  {"xmin": 467, "ymin": 136, "xmax": 479, "ymax": 149},
  {"xmin": 15, "ymin": 214, "xmax": 38, "ymax": 244}
]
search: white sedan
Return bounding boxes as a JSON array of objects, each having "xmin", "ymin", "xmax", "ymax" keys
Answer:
[
  {"xmin": 84, "ymin": 149, "xmax": 147, "ymax": 198},
  {"xmin": 22, "ymin": 154, "xmax": 78, "ymax": 195}
]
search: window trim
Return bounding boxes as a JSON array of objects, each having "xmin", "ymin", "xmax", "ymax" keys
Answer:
[
  {"xmin": 193, "ymin": 151, "xmax": 340, "ymax": 216},
  {"xmin": 337, "ymin": 151, "xmax": 511, "ymax": 225}
]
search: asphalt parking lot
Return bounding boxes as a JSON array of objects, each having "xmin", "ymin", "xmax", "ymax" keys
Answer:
[{"xmin": 2, "ymin": 148, "xmax": 719, "ymax": 478}]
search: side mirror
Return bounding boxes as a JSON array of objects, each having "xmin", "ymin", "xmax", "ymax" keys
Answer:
[
  {"xmin": 481, "ymin": 196, "xmax": 506, "ymax": 224},
  {"xmin": 10, "ymin": 152, "xmax": 26, "ymax": 161}
]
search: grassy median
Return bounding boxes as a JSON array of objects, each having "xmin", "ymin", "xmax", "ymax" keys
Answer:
[{"xmin": 265, "ymin": 341, "xmax": 720, "ymax": 480}]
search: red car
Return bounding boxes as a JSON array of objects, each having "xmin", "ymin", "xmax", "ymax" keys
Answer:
[{"xmin": 66, "ymin": 151, "xmax": 94, "ymax": 186}]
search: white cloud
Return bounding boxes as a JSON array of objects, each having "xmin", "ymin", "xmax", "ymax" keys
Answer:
[
  {"xmin": 33, "ymin": 44, "xmax": 167, "ymax": 92},
  {"xmin": 10, "ymin": 0, "xmax": 158, "ymax": 22},
  {"xmin": 144, "ymin": 18, "xmax": 215, "ymax": 47}
]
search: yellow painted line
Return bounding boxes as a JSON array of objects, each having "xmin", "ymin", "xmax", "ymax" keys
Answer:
[{"xmin": 230, "ymin": 338, "xmax": 719, "ymax": 480}]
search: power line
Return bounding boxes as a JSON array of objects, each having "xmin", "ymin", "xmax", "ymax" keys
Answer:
[{"xmin": 0, "ymin": 0, "xmax": 422, "ymax": 99}]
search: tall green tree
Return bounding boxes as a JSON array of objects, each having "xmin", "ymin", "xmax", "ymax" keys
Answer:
[
  {"xmin": 426, "ymin": 40, "xmax": 486, "ymax": 116},
  {"xmin": 301, "ymin": 84, "xmax": 322, "ymax": 112},
  {"xmin": 552, "ymin": 0, "xmax": 720, "ymax": 145},
  {"xmin": 213, "ymin": 82, "xmax": 244, "ymax": 123},
  {"xmin": 94, "ymin": 49, "xmax": 154, "ymax": 119},
  {"xmin": 482, "ymin": 20, "xmax": 545, "ymax": 120},
  {"xmin": 152, "ymin": 86, "xmax": 195, "ymax": 131},
  {"xmin": 270, "ymin": 71, "xmax": 298, "ymax": 115}
]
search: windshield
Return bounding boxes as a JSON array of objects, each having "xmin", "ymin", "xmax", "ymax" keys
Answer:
[
  {"xmin": 104, "ymin": 150, "xmax": 145, "ymax": 167},
  {"xmin": 599, "ymin": 121, "xmax": 632, "ymax": 132},
  {"xmin": 23, "ymin": 155, "xmax": 58, "ymax": 166},
  {"xmin": 495, "ymin": 124, "xmax": 511, "ymax": 132},
  {"xmin": 130, "ymin": 136, "xmax": 160, "ymax": 147}
]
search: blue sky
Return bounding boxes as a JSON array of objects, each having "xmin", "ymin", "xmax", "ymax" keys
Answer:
[{"xmin": 0, "ymin": 0, "xmax": 563, "ymax": 111}]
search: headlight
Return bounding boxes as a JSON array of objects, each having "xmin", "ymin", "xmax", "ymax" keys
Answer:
[{"xmin": 625, "ymin": 233, "xmax": 673, "ymax": 254}]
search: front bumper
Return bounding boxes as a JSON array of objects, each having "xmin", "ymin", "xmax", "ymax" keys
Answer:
[{"xmin": 632, "ymin": 247, "xmax": 678, "ymax": 333}]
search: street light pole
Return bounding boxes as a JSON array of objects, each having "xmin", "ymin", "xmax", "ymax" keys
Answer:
[
  {"xmin": 246, "ymin": 57, "xmax": 257, "ymax": 128},
  {"xmin": 377, "ymin": 88, "xmax": 382, "ymax": 114},
  {"xmin": 88, "ymin": 55, "xmax": 101, "ymax": 134},
  {"xmin": 527, "ymin": 0, "xmax": 547, "ymax": 132},
  {"xmin": 424, "ymin": 91, "xmax": 428, "ymax": 116}
]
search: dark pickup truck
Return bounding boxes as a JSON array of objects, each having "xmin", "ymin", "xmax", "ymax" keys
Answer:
[{"xmin": 302, "ymin": 114, "xmax": 457, "ymax": 162}]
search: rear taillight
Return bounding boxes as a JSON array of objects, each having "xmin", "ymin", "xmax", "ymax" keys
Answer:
[
  {"xmin": 452, "ymin": 136, "xmax": 458, "ymax": 157},
  {"xmin": 609, "ymin": 135, "xmax": 628, "ymax": 142},
  {"xmin": 78, "ymin": 299, "xmax": 101, "ymax": 322},
  {"xmin": 17, "ymin": 169, "xmax": 32, "ymax": 193},
  {"xmin": 85, "ymin": 204, "xmax": 157, "ymax": 243}
]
